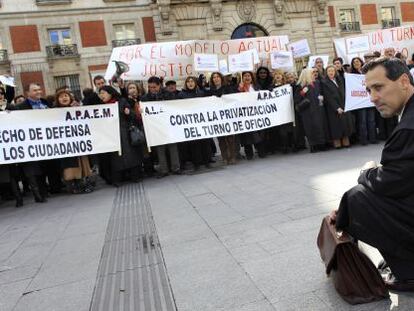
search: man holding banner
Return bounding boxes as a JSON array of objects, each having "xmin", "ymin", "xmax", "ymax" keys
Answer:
[{"xmin": 331, "ymin": 58, "xmax": 414, "ymax": 291}]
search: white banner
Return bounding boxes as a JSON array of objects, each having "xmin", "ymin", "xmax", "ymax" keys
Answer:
[
  {"xmin": 141, "ymin": 85, "xmax": 295, "ymax": 147},
  {"xmin": 0, "ymin": 75, "xmax": 15, "ymax": 87},
  {"xmin": 0, "ymin": 104, "xmax": 121, "ymax": 164},
  {"xmin": 334, "ymin": 25, "xmax": 414, "ymax": 63},
  {"xmin": 194, "ymin": 53, "xmax": 219, "ymax": 72},
  {"xmin": 271, "ymin": 51, "xmax": 294, "ymax": 69},
  {"xmin": 344, "ymin": 73, "xmax": 375, "ymax": 112},
  {"xmin": 287, "ymin": 39, "xmax": 311, "ymax": 58},
  {"xmin": 105, "ymin": 36, "xmax": 289, "ymax": 80}
]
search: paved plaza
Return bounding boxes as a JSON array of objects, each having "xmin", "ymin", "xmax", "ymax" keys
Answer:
[{"xmin": 0, "ymin": 144, "xmax": 413, "ymax": 311}]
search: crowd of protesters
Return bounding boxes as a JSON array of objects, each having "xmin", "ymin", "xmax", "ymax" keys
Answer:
[{"xmin": 1, "ymin": 48, "xmax": 414, "ymax": 208}]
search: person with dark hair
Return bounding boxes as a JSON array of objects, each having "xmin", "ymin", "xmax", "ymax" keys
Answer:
[
  {"xmin": 8, "ymin": 83, "xmax": 49, "ymax": 202},
  {"xmin": 98, "ymin": 85, "xmax": 141, "ymax": 186},
  {"xmin": 342, "ymin": 64, "xmax": 351, "ymax": 73},
  {"xmin": 179, "ymin": 76, "xmax": 211, "ymax": 170},
  {"xmin": 407, "ymin": 53, "xmax": 414, "ymax": 70},
  {"xmin": 13, "ymin": 95, "xmax": 25, "ymax": 105},
  {"xmin": 351, "ymin": 57, "xmax": 377, "ymax": 145},
  {"xmin": 55, "ymin": 89, "xmax": 94, "ymax": 194},
  {"xmin": 330, "ymin": 57, "xmax": 414, "ymax": 291},
  {"xmin": 238, "ymin": 71, "xmax": 266, "ymax": 159},
  {"xmin": 82, "ymin": 88, "xmax": 102, "ymax": 105},
  {"xmin": 141, "ymin": 76, "xmax": 180, "ymax": 177},
  {"xmin": 209, "ymin": 72, "xmax": 237, "ymax": 165},
  {"xmin": 93, "ymin": 75, "xmax": 106, "ymax": 90}
]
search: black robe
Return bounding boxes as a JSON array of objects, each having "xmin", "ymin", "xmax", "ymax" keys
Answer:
[
  {"xmin": 321, "ymin": 77, "xmax": 354, "ymax": 140},
  {"xmin": 336, "ymin": 94, "xmax": 414, "ymax": 261},
  {"xmin": 297, "ymin": 82, "xmax": 327, "ymax": 146}
]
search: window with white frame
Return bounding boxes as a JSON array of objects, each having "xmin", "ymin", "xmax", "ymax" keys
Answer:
[
  {"xmin": 113, "ymin": 23, "xmax": 136, "ymax": 40},
  {"xmin": 339, "ymin": 9, "xmax": 356, "ymax": 23},
  {"xmin": 48, "ymin": 28, "xmax": 72, "ymax": 45}
]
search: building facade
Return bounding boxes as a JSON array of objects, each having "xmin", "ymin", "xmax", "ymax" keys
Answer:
[{"xmin": 0, "ymin": 0, "xmax": 413, "ymax": 96}]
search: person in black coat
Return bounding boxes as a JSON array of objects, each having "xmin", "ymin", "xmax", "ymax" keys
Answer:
[
  {"xmin": 98, "ymin": 86, "xmax": 141, "ymax": 186},
  {"xmin": 321, "ymin": 65, "xmax": 354, "ymax": 148},
  {"xmin": 209, "ymin": 72, "xmax": 237, "ymax": 165},
  {"xmin": 8, "ymin": 83, "xmax": 50, "ymax": 203},
  {"xmin": 179, "ymin": 76, "xmax": 212, "ymax": 170},
  {"xmin": 296, "ymin": 68, "xmax": 328, "ymax": 152},
  {"xmin": 55, "ymin": 89, "xmax": 94, "ymax": 194},
  {"xmin": 141, "ymin": 76, "xmax": 180, "ymax": 177},
  {"xmin": 351, "ymin": 57, "xmax": 377, "ymax": 145},
  {"xmin": 237, "ymin": 71, "xmax": 266, "ymax": 159},
  {"xmin": 331, "ymin": 58, "xmax": 414, "ymax": 290}
]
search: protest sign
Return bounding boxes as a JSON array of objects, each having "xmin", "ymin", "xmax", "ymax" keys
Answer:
[
  {"xmin": 194, "ymin": 53, "xmax": 219, "ymax": 72},
  {"xmin": 0, "ymin": 104, "xmax": 121, "ymax": 164},
  {"xmin": 308, "ymin": 55, "xmax": 329, "ymax": 69},
  {"xmin": 104, "ymin": 36, "xmax": 289, "ymax": 80},
  {"xmin": 219, "ymin": 59, "xmax": 229, "ymax": 75},
  {"xmin": 344, "ymin": 73, "xmax": 375, "ymax": 112},
  {"xmin": 334, "ymin": 25, "xmax": 414, "ymax": 63},
  {"xmin": 270, "ymin": 51, "xmax": 294, "ymax": 69},
  {"xmin": 0, "ymin": 75, "xmax": 15, "ymax": 87},
  {"xmin": 345, "ymin": 35, "xmax": 370, "ymax": 54},
  {"xmin": 287, "ymin": 39, "xmax": 311, "ymax": 58},
  {"xmin": 228, "ymin": 50, "xmax": 254, "ymax": 73},
  {"xmin": 141, "ymin": 85, "xmax": 294, "ymax": 147}
]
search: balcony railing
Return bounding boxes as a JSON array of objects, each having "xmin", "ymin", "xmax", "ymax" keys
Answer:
[
  {"xmin": 0, "ymin": 50, "xmax": 9, "ymax": 64},
  {"xmin": 112, "ymin": 38, "xmax": 141, "ymax": 48},
  {"xmin": 382, "ymin": 19, "xmax": 401, "ymax": 29},
  {"xmin": 46, "ymin": 44, "xmax": 79, "ymax": 59},
  {"xmin": 36, "ymin": 0, "xmax": 72, "ymax": 5},
  {"xmin": 339, "ymin": 22, "xmax": 361, "ymax": 33}
]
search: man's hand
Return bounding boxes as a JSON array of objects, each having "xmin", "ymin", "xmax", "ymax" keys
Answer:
[
  {"xmin": 361, "ymin": 161, "xmax": 377, "ymax": 172},
  {"xmin": 124, "ymin": 107, "xmax": 130, "ymax": 115},
  {"xmin": 337, "ymin": 108, "xmax": 344, "ymax": 115},
  {"xmin": 329, "ymin": 210, "xmax": 338, "ymax": 224}
]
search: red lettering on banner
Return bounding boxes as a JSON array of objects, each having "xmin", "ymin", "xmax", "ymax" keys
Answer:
[
  {"xmin": 195, "ymin": 42, "xmax": 203, "ymax": 53},
  {"xmin": 168, "ymin": 63, "xmax": 175, "ymax": 76},
  {"xmin": 256, "ymin": 40, "xmax": 263, "ymax": 52},
  {"xmin": 351, "ymin": 90, "xmax": 368, "ymax": 97},
  {"xmin": 159, "ymin": 46, "xmax": 166, "ymax": 58},
  {"xmin": 247, "ymin": 41, "xmax": 254, "ymax": 49},
  {"xmin": 238, "ymin": 42, "xmax": 247, "ymax": 53},
  {"xmin": 185, "ymin": 64, "xmax": 193, "ymax": 75},
  {"xmin": 134, "ymin": 46, "xmax": 144, "ymax": 58},
  {"xmin": 175, "ymin": 44, "xmax": 183, "ymax": 56},
  {"xmin": 119, "ymin": 47, "xmax": 134, "ymax": 62},
  {"xmin": 271, "ymin": 38, "xmax": 281, "ymax": 51},
  {"xmin": 371, "ymin": 31, "xmax": 383, "ymax": 45},
  {"xmin": 178, "ymin": 63, "xmax": 184, "ymax": 77},
  {"xmin": 220, "ymin": 42, "xmax": 229, "ymax": 54},
  {"xmin": 150, "ymin": 45, "xmax": 157, "ymax": 59},
  {"xmin": 184, "ymin": 44, "xmax": 193, "ymax": 57},
  {"xmin": 204, "ymin": 42, "xmax": 210, "ymax": 53}
]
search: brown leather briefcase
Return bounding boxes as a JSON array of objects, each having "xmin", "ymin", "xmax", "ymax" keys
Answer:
[{"xmin": 317, "ymin": 216, "xmax": 389, "ymax": 305}]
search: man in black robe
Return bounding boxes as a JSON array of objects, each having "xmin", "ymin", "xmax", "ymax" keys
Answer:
[{"xmin": 330, "ymin": 57, "xmax": 414, "ymax": 291}]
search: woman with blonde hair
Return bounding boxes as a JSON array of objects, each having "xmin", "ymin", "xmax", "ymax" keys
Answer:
[
  {"xmin": 273, "ymin": 69, "xmax": 286, "ymax": 87},
  {"xmin": 296, "ymin": 68, "xmax": 328, "ymax": 152}
]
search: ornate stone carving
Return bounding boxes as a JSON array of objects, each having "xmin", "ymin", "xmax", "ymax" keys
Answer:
[
  {"xmin": 237, "ymin": 0, "xmax": 256, "ymax": 22},
  {"xmin": 316, "ymin": 0, "xmax": 327, "ymax": 24},
  {"xmin": 274, "ymin": 0, "xmax": 285, "ymax": 26},
  {"xmin": 210, "ymin": 0, "xmax": 223, "ymax": 31},
  {"xmin": 157, "ymin": 0, "xmax": 173, "ymax": 35}
]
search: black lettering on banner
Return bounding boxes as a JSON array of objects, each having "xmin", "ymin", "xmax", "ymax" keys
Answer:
[
  {"xmin": 29, "ymin": 128, "xmax": 43, "ymax": 140},
  {"xmin": 184, "ymin": 127, "xmax": 201, "ymax": 138},
  {"xmin": 2, "ymin": 146, "xmax": 25, "ymax": 161},
  {"xmin": 26, "ymin": 140, "xmax": 94, "ymax": 158}
]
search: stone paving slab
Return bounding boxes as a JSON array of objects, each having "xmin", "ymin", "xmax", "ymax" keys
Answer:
[{"xmin": 145, "ymin": 144, "xmax": 414, "ymax": 311}]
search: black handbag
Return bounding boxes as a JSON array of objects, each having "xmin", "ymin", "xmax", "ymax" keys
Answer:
[
  {"xmin": 129, "ymin": 125, "xmax": 146, "ymax": 146},
  {"xmin": 295, "ymin": 98, "xmax": 311, "ymax": 112}
]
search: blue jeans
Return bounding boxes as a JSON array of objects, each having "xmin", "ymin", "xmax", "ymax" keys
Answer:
[{"xmin": 357, "ymin": 108, "xmax": 376, "ymax": 144}]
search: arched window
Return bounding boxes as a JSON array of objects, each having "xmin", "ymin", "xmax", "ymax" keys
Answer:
[{"xmin": 231, "ymin": 23, "xmax": 268, "ymax": 39}]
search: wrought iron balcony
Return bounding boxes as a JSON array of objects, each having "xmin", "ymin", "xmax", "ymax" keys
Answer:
[
  {"xmin": 339, "ymin": 22, "xmax": 361, "ymax": 33},
  {"xmin": 382, "ymin": 19, "xmax": 401, "ymax": 29},
  {"xmin": 46, "ymin": 44, "xmax": 79, "ymax": 59},
  {"xmin": 112, "ymin": 38, "xmax": 141, "ymax": 48},
  {"xmin": 0, "ymin": 50, "xmax": 9, "ymax": 64},
  {"xmin": 36, "ymin": 0, "xmax": 72, "ymax": 5}
]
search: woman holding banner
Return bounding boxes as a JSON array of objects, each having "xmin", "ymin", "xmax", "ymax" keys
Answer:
[
  {"xmin": 179, "ymin": 76, "xmax": 212, "ymax": 170},
  {"xmin": 98, "ymin": 86, "xmax": 141, "ymax": 186},
  {"xmin": 238, "ymin": 71, "xmax": 266, "ymax": 160},
  {"xmin": 296, "ymin": 68, "xmax": 327, "ymax": 153},
  {"xmin": 55, "ymin": 89, "xmax": 94, "ymax": 194},
  {"xmin": 321, "ymin": 65, "xmax": 353, "ymax": 149},
  {"xmin": 209, "ymin": 72, "xmax": 237, "ymax": 165},
  {"xmin": 351, "ymin": 57, "xmax": 377, "ymax": 145}
]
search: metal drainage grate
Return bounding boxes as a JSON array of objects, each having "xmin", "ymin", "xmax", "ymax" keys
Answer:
[{"xmin": 90, "ymin": 183, "xmax": 176, "ymax": 311}]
